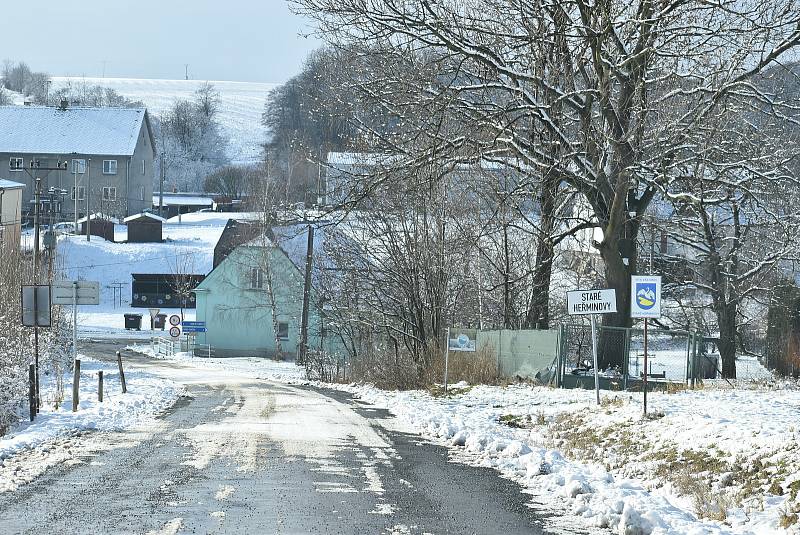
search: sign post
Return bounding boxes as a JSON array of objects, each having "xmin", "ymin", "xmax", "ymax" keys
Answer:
[
  {"xmin": 52, "ymin": 281, "xmax": 100, "ymax": 363},
  {"xmin": 631, "ymin": 275, "xmax": 662, "ymax": 415},
  {"xmin": 148, "ymin": 308, "xmax": 161, "ymax": 330},
  {"xmin": 444, "ymin": 327, "xmax": 477, "ymax": 393},
  {"xmin": 566, "ymin": 289, "xmax": 617, "ymax": 405}
]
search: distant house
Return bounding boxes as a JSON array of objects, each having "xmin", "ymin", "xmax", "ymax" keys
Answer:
[
  {"xmin": 195, "ymin": 223, "xmax": 344, "ymax": 358},
  {"xmin": 0, "ymin": 179, "xmax": 24, "ymax": 250},
  {"xmin": 0, "ymin": 104, "xmax": 156, "ymax": 221},
  {"xmin": 124, "ymin": 212, "xmax": 165, "ymax": 243},
  {"xmin": 213, "ymin": 218, "xmax": 260, "ymax": 268},
  {"xmin": 153, "ymin": 192, "xmax": 213, "ymax": 219}
]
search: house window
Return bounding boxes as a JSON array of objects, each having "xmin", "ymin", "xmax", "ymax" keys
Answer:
[
  {"xmin": 141, "ymin": 159, "xmax": 146, "ymax": 175},
  {"xmin": 139, "ymin": 185, "xmax": 145, "ymax": 201},
  {"xmin": 103, "ymin": 160, "xmax": 118, "ymax": 175},
  {"xmin": 277, "ymin": 322, "xmax": 289, "ymax": 341},
  {"xmin": 71, "ymin": 159, "xmax": 86, "ymax": 174},
  {"xmin": 70, "ymin": 186, "xmax": 85, "ymax": 201},
  {"xmin": 9, "ymin": 157, "xmax": 23, "ymax": 171},
  {"xmin": 102, "ymin": 187, "xmax": 117, "ymax": 201},
  {"xmin": 250, "ymin": 267, "xmax": 264, "ymax": 289}
]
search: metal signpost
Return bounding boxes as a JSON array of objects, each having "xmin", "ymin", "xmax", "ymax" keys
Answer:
[
  {"xmin": 148, "ymin": 308, "xmax": 160, "ymax": 330},
  {"xmin": 566, "ymin": 289, "xmax": 617, "ymax": 405},
  {"xmin": 444, "ymin": 327, "xmax": 477, "ymax": 393},
  {"xmin": 21, "ymin": 285, "xmax": 52, "ymax": 413},
  {"xmin": 630, "ymin": 275, "xmax": 662, "ymax": 415},
  {"xmin": 53, "ymin": 281, "xmax": 100, "ymax": 362}
]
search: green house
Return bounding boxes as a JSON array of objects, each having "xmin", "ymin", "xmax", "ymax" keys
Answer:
[{"xmin": 194, "ymin": 228, "xmax": 326, "ymax": 358}]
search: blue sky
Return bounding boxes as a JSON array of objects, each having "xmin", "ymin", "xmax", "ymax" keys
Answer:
[{"xmin": 3, "ymin": 1, "xmax": 320, "ymax": 83}]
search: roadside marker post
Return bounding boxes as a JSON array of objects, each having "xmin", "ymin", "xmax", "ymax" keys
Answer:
[
  {"xmin": 566, "ymin": 289, "xmax": 617, "ymax": 405},
  {"xmin": 630, "ymin": 275, "xmax": 662, "ymax": 416}
]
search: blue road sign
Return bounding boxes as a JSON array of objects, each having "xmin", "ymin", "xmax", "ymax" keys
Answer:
[
  {"xmin": 182, "ymin": 321, "xmax": 206, "ymax": 327},
  {"xmin": 182, "ymin": 326, "xmax": 207, "ymax": 333}
]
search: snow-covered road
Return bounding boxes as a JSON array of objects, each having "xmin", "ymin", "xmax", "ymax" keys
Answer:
[{"xmin": 0, "ymin": 342, "xmax": 561, "ymax": 535}]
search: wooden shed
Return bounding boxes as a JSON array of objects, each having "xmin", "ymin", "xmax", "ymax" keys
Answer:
[
  {"xmin": 78, "ymin": 213, "xmax": 117, "ymax": 242},
  {"xmin": 124, "ymin": 212, "xmax": 165, "ymax": 243}
]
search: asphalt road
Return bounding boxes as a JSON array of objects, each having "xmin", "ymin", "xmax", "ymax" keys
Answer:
[{"xmin": 0, "ymin": 340, "xmax": 562, "ymax": 535}]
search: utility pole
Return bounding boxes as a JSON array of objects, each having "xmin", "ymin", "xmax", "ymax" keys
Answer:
[
  {"xmin": 184, "ymin": 64, "xmax": 189, "ymax": 80},
  {"xmin": 20, "ymin": 159, "xmax": 67, "ymax": 412},
  {"xmin": 86, "ymin": 158, "xmax": 91, "ymax": 241},
  {"xmin": 159, "ymin": 153, "xmax": 165, "ymax": 218},
  {"xmin": 299, "ymin": 225, "xmax": 314, "ymax": 365}
]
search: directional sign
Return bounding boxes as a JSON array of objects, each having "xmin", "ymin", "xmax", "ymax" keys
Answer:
[
  {"xmin": 169, "ymin": 326, "xmax": 181, "ymax": 338},
  {"xmin": 52, "ymin": 281, "xmax": 100, "ymax": 306},
  {"xmin": 181, "ymin": 321, "xmax": 205, "ymax": 328},
  {"xmin": 631, "ymin": 275, "xmax": 662, "ymax": 319},
  {"xmin": 566, "ymin": 289, "xmax": 617, "ymax": 316},
  {"xmin": 169, "ymin": 314, "xmax": 181, "ymax": 326},
  {"xmin": 182, "ymin": 327, "xmax": 207, "ymax": 333}
]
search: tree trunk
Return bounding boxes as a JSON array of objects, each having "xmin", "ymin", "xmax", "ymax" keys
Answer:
[
  {"xmin": 524, "ymin": 177, "xmax": 557, "ymax": 330},
  {"xmin": 716, "ymin": 300, "xmax": 737, "ymax": 379},
  {"xmin": 595, "ymin": 229, "xmax": 636, "ymax": 370}
]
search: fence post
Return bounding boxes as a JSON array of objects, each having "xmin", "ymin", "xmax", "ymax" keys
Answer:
[
  {"xmin": 29, "ymin": 363, "xmax": 36, "ymax": 422},
  {"xmin": 98, "ymin": 370, "xmax": 104, "ymax": 402},
  {"xmin": 117, "ymin": 351, "xmax": 127, "ymax": 394},
  {"xmin": 72, "ymin": 359, "xmax": 81, "ymax": 412}
]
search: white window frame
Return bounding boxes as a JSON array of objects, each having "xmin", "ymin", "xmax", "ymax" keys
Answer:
[
  {"xmin": 71, "ymin": 159, "xmax": 86, "ymax": 174},
  {"xmin": 276, "ymin": 321, "xmax": 289, "ymax": 341},
  {"xmin": 102, "ymin": 187, "xmax": 117, "ymax": 201},
  {"xmin": 103, "ymin": 159, "xmax": 118, "ymax": 175},
  {"xmin": 9, "ymin": 157, "xmax": 23, "ymax": 171},
  {"xmin": 141, "ymin": 159, "xmax": 146, "ymax": 175},
  {"xmin": 250, "ymin": 267, "xmax": 264, "ymax": 289},
  {"xmin": 70, "ymin": 186, "xmax": 85, "ymax": 201},
  {"xmin": 139, "ymin": 185, "xmax": 145, "ymax": 201}
]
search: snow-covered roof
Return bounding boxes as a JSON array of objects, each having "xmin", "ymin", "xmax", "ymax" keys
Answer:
[
  {"xmin": 0, "ymin": 105, "xmax": 151, "ymax": 156},
  {"xmin": 0, "ymin": 179, "xmax": 25, "ymax": 189},
  {"xmin": 124, "ymin": 212, "xmax": 166, "ymax": 224},
  {"xmin": 77, "ymin": 213, "xmax": 120, "ymax": 224},
  {"xmin": 156, "ymin": 194, "xmax": 213, "ymax": 207}
]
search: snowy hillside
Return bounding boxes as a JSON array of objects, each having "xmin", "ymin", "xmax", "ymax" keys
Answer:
[{"xmin": 50, "ymin": 77, "xmax": 277, "ymax": 164}]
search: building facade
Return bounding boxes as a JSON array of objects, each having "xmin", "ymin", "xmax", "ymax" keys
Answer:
[
  {"xmin": 0, "ymin": 105, "xmax": 156, "ymax": 221},
  {"xmin": 0, "ymin": 179, "xmax": 24, "ymax": 250}
]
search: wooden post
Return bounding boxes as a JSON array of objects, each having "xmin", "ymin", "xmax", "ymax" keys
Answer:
[
  {"xmin": 28, "ymin": 364, "xmax": 36, "ymax": 422},
  {"xmin": 98, "ymin": 370, "xmax": 104, "ymax": 402},
  {"xmin": 72, "ymin": 359, "xmax": 81, "ymax": 412},
  {"xmin": 117, "ymin": 351, "xmax": 127, "ymax": 394}
]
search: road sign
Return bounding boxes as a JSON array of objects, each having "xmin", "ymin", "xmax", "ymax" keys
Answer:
[
  {"xmin": 21, "ymin": 285, "xmax": 51, "ymax": 327},
  {"xmin": 566, "ymin": 289, "xmax": 617, "ymax": 315},
  {"xmin": 631, "ymin": 275, "xmax": 662, "ymax": 319},
  {"xmin": 52, "ymin": 281, "xmax": 100, "ymax": 306},
  {"xmin": 181, "ymin": 321, "xmax": 206, "ymax": 328},
  {"xmin": 148, "ymin": 307, "xmax": 161, "ymax": 319},
  {"xmin": 169, "ymin": 314, "xmax": 181, "ymax": 326},
  {"xmin": 182, "ymin": 326, "xmax": 207, "ymax": 333},
  {"xmin": 447, "ymin": 328, "xmax": 476, "ymax": 352},
  {"xmin": 169, "ymin": 326, "xmax": 181, "ymax": 338}
]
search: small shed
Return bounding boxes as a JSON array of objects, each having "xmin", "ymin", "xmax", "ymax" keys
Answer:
[
  {"xmin": 124, "ymin": 212, "xmax": 165, "ymax": 243},
  {"xmin": 77, "ymin": 213, "xmax": 118, "ymax": 242}
]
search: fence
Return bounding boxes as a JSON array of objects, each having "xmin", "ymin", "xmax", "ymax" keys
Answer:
[
  {"xmin": 151, "ymin": 337, "xmax": 178, "ymax": 358},
  {"xmin": 477, "ymin": 329, "xmax": 560, "ymax": 383},
  {"xmin": 558, "ymin": 322, "xmax": 707, "ymax": 390}
]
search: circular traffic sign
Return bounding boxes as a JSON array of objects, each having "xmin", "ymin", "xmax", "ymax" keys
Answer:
[
  {"xmin": 169, "ymin": 314, "xmax": 181, "ymax": 326},
  {"xmin": 169, "ymin": 326, "xmax": 181, "ymax": 338}
]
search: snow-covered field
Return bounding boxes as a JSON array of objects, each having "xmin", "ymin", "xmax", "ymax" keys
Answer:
[
  {"xmin": 123, "ymin": 349, "xmax": 799, "ymax": 534},
  {"xmin": 50, "ymin": 77, "xmax": 277, "ymax": 164},
  {"xmin": 0, "ymin": 356, "xmax": 180, "ymax": 492}
]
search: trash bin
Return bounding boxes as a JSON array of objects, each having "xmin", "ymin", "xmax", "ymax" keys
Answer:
[
  {"xmin": 124, "ymin": 313, "xmax": 142, "ymax": 331},
  {"xmin": 154, "ymin": 313, "xmax": 167, "ymax": 330}
]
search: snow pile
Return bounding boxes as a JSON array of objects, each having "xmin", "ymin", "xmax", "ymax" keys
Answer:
[
  {"xmin": 0, "ymin": 357, "xmax": 180, "ymax": 491},
  {"xmin": 330, "ymin": 382, "xmax": 800, "ymax": 534}
]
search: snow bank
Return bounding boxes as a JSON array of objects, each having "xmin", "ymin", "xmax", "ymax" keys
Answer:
[{"xmin": 0, "ymin": 357, "xmax": 180, "ymax": 491}]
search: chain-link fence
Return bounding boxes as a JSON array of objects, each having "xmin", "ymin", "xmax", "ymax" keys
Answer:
[{"xmin": 558, "ymin": 323, "xmax": 704, "ymax": 390}]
